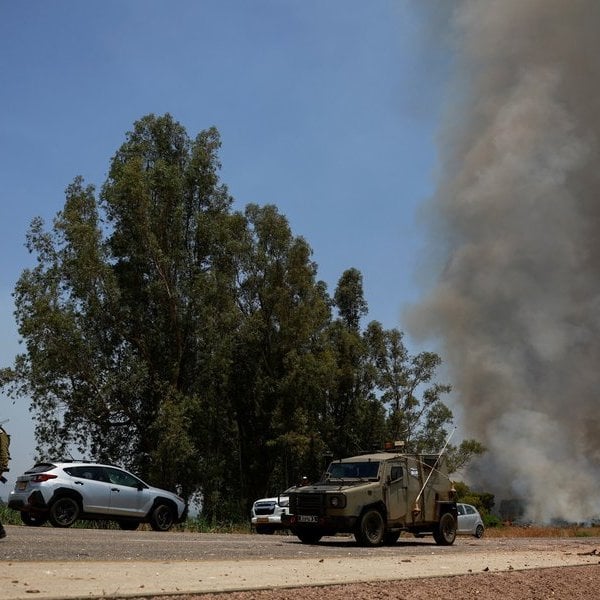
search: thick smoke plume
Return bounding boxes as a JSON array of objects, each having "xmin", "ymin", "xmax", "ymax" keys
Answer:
[{"xmin": 408, "ymin": 0, "xmax": 600, "ymax": 522}]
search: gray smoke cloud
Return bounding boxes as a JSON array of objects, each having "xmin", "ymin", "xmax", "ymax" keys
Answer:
[{"xmin": 407, "ymin": 0, "xmax": 600, "ymax": 522}]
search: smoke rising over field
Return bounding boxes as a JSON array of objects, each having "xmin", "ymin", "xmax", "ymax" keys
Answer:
[{"xmin": 408, "ymin": 1, "xmax": 600, "ymax": 522}]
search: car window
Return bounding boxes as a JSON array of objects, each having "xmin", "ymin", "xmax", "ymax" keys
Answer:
[
  {"xmin": 465, "ymin": 505, "xmax": 476, "ymax": 515},
  {"xmin": 328, "ymin": 461, "xmax": 380, "ymax": 479},
  {"xmin": 65, "ymin": 466, "xmax": 110, "ymax": 482},
  {"xmin": 105, "ymin": 467, "xmax": 144, "ymax": 488},
  {"xmin": 25, "ymin": 463, "xmax": 56, "ymax": 474},
  {"xmin": 390, "ymin": 466, "xmax": 403, "ymax": 481},
  {"xmin": 457, "ymin": 504, "xmax": 465, "ymax": 516}
]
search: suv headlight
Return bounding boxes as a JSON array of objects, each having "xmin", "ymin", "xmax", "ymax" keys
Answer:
[
  {"xmin": 279, "ymin": 498, "xmax": 289, "ymax": 507},
  {"xmin": 328, "ymin": 494, "xmax": 346, "ymax": 508}
]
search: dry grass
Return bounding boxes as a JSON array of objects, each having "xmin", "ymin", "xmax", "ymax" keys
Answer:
[{"xmin": 486, "ymin": 525, "xmax": 599, "ymax": 538}]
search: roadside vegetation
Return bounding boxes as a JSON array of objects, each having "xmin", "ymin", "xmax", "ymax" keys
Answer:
[{"xmin": 2, "ymin": 502, "xmax": 596, "ymax": 538}]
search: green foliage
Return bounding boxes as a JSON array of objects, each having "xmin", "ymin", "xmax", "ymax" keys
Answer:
[
  {"xmin": 2, "ymin": 113, "xmax": 485, "ymax": 525},
  {"xmin": 454, "ymin": 480, "xmax": 497, "ymax": 526}
]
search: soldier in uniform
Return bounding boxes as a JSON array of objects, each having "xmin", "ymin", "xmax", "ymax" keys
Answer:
[{"xmin": 0, "ymin": 424, "xmax": 10, "ymax": 539}]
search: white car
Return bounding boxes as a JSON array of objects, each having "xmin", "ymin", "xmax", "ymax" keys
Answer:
[
  {"xmin": 251, "ymin": 490, "xmax": 293, "ymax": 534},
  {"xmin": 457, "ymin": 503, "xmax": 485, "ymax": 538},
  {"xmin": 8, "ymin": 461, "xmax": 187, "ymax": 531}
]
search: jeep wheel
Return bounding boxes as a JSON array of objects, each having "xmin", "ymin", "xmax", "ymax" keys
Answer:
[
  {"xmin": 383, "ymin": 530, "xmax": 400, "ymax": 545},
  {"xmin": 433, "ymin": 512, "xmax": 456, "ymax": 545},
  {"xmin": 295, "ymin": 529, "xmax": 323, "ymax": 544},
  {"xmin": 21, "ymin": 512, "xmax": 48, "ymax": 527},
  {"xmin": 355, "ymin": 509, "xmax": 385, "ymax": 546},
  {"xmin": 48, "ymin": 497, "xmax": 80, "ymax": 528},
  {"xmin": 150, "ymin": 503, "xmax": 175, "ymax": 531}
]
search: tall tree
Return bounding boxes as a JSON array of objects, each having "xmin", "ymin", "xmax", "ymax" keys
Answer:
[
  {"xmin": 4, "ymin": 115, "xmax": 238, "ymax": 499},
  {"xmin": 227, "ymin": 203, "xmax": 331, "ymax": 506},
  {"xmin": 364, "ymin": 321, "xmax": 484, "ymax": 470}
]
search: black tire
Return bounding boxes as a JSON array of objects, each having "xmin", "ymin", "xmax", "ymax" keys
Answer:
[
  {"xmin": 475, "ymin": 524, "xmax": 484, "ymax": 538},
  {"xmin": 433, "ymin": 512, "xmax": 456, "ymax": 546},
  {"xmin": 150, "ymin": 503, "xmax": 175, "ymax": 532},
  {"xmin": 383, "ymin": 531, "xmax": 400, "ymax": 545},
  {"xmin": 355, "ymin": 509, "xmax": 385, "ymax": 547},
  {"xmin": 255, "ymin": 525, "xmax": 275, "ymax": 535},
  {"xmin": 118, "ymin": 520, "xmax": 140, "ymax": 531},
  {"xmin": 48, "ymin": 496, "xmax": 80, "ymax": 528},
  {"xmin": 21, "ymin": 512, "xmax": 48, "ymax": 527},
  {"xmin": 295, "ymin": 529, "xmax": 323, "ymax": 544}
]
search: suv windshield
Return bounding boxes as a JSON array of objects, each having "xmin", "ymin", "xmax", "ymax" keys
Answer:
[{"xmin": 327, "ymin": 461, "xmax": 380, "ymax": 480}]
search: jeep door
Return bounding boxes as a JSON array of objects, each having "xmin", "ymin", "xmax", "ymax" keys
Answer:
[
  {"xmin": 103, "ymin": 467, "xmax": 149, "ymax": 517},
  {"xmin": 65, "ymin": 466, "xmax": 112, "ymax": 514},
  {"xmin": 385, "ymin": 461, "xmax": 408, "ymax": 521}
]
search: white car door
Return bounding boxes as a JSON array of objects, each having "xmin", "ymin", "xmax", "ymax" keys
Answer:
[
  {"xmin": 66, "ymin": 466, "xmax": 112, "ymax": 514},
  {"xmin": 104, "ymin": 467, "xmax": 149, "ymax": 517}
]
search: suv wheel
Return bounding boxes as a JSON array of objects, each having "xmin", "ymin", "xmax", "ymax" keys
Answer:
[
  {"xmin": 150, "ymin": 503, "xmax": 175, "ymax": 531},
  {"xmin": 355, "ymin": 509, "xmax": 385, "ymax": 546},
  {"xmin": 49, "ymin": 496, "xmax": 80, "ymax": 528},
  {"xmin": 21, "ymin": 512, "xmax": 48, "ymax": 527}
]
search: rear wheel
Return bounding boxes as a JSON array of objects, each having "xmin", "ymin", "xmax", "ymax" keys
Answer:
[
  {"xmin": 433, "ymin": 512, "xmax": 456, "ymax": 546},
  {"xmin": 355, "ymin": 509, "xmax": 385, "ymax": 546},
  {"xmin": 150, "ymin": 503, "xmax": 175, "ymax": 531},
  {"xmin": 475, "ymin": 524, "xmax": 484, "ymax": 538},
  {"xmin": 21, "ymin": 512, "xmax": 48, "ymax": 527},
  {"xmin": 48, "ymin": 497, "xmax": 80, "ymax": 528}
]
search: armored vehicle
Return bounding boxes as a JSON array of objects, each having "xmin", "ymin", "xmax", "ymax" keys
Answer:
[{"xmin": 282, "ymin": 445, "xmax": 457, "ymax": 546}]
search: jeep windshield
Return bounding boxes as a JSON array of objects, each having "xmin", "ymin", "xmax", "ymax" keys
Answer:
[{"xmin": 325, "ymin": 461, "xmax": 381, "ymax": 481}]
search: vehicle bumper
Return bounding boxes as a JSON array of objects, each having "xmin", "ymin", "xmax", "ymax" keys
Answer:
[
  {"xmin": 8, "ymin": 490, "xmax": 48, "ymax": 512},
  {"xmin": 251, "ymin": 515, "xmax": 286, "ymax": 528},
  {"xmin": 282, "ymin": 514, "xmax": 358, "ymax": 532}
]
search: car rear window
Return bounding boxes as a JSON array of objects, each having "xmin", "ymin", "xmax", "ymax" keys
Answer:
[{"xmin": 24, "ymin": 463, "xmax": 57, "ymax": 474}]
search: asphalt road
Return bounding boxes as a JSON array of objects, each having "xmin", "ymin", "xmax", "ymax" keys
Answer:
[
  {"xmin": 1, "ymin": 526, "xmax": 599, "ymax": 599},
  {"xmin": 0, "ymin": 524, "xmax": 583, "ymax": 561}
]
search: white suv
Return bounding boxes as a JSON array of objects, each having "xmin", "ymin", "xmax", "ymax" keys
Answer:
[
  {"xmin": 251, "ymin": 489, "xmax": 293, "ymax": 534},
  {"xmin": 8, "ymin": 461, "xmax": 187, "ymax": 531}
]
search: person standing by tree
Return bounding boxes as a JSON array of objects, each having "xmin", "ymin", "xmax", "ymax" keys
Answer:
[{"xmin": 0, "ymin": 423, "xmax": 10, "ymax": 538}]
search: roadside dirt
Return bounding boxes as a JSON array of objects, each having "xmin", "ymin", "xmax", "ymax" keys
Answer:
[{"xmin": 164, "ymin": 564, "xmax": 600, "ymax": 600}]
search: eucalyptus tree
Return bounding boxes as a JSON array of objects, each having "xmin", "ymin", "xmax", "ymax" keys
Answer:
[
  {"xmin": 226, "ymin": 203, "xmax": 332, "ymax": 504},
  {"xmin": 4, "ymin": 115, "xmax": 239, "ymax": 499},
  {"xmin": 364, "ymin": 321, "xmax": 484, "ymax": 470}
]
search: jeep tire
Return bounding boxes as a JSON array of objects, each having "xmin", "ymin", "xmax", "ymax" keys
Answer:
[
  {"xmin": 355, "ymin": 509, "xmax": 385, "ymax": 546},
  {"xmin": 433, "ymin": 512, "xmax": 456, "ymax": 545},
  {"xmin": 295, "ymin": 528, "xmax": 323, "ymax": 544}
]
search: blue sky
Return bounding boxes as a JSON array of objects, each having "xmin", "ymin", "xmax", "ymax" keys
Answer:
[{"xmin": 0, "ymin": 1, "xmax": 450, "ymax": 490}]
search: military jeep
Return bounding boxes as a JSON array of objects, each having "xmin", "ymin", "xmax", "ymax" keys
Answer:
[{"xmin": 282, "ymin": 446, "xmax": 457, "ymax": 546}]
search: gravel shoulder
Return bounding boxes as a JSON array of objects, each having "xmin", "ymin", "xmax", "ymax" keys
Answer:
[{"xmin": 176, "ymin": 565, "xmax": 600, "ymax": 600}]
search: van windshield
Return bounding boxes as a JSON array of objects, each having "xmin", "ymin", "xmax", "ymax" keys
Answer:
[{"xmin": 327, "ymin": 461, "xmax": 380, "ymax": 480}]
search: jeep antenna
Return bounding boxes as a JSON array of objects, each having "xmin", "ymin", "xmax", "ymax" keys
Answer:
[{"xmin": 412, "ymin": 427, "xmax": 456, "ymax": 516}]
